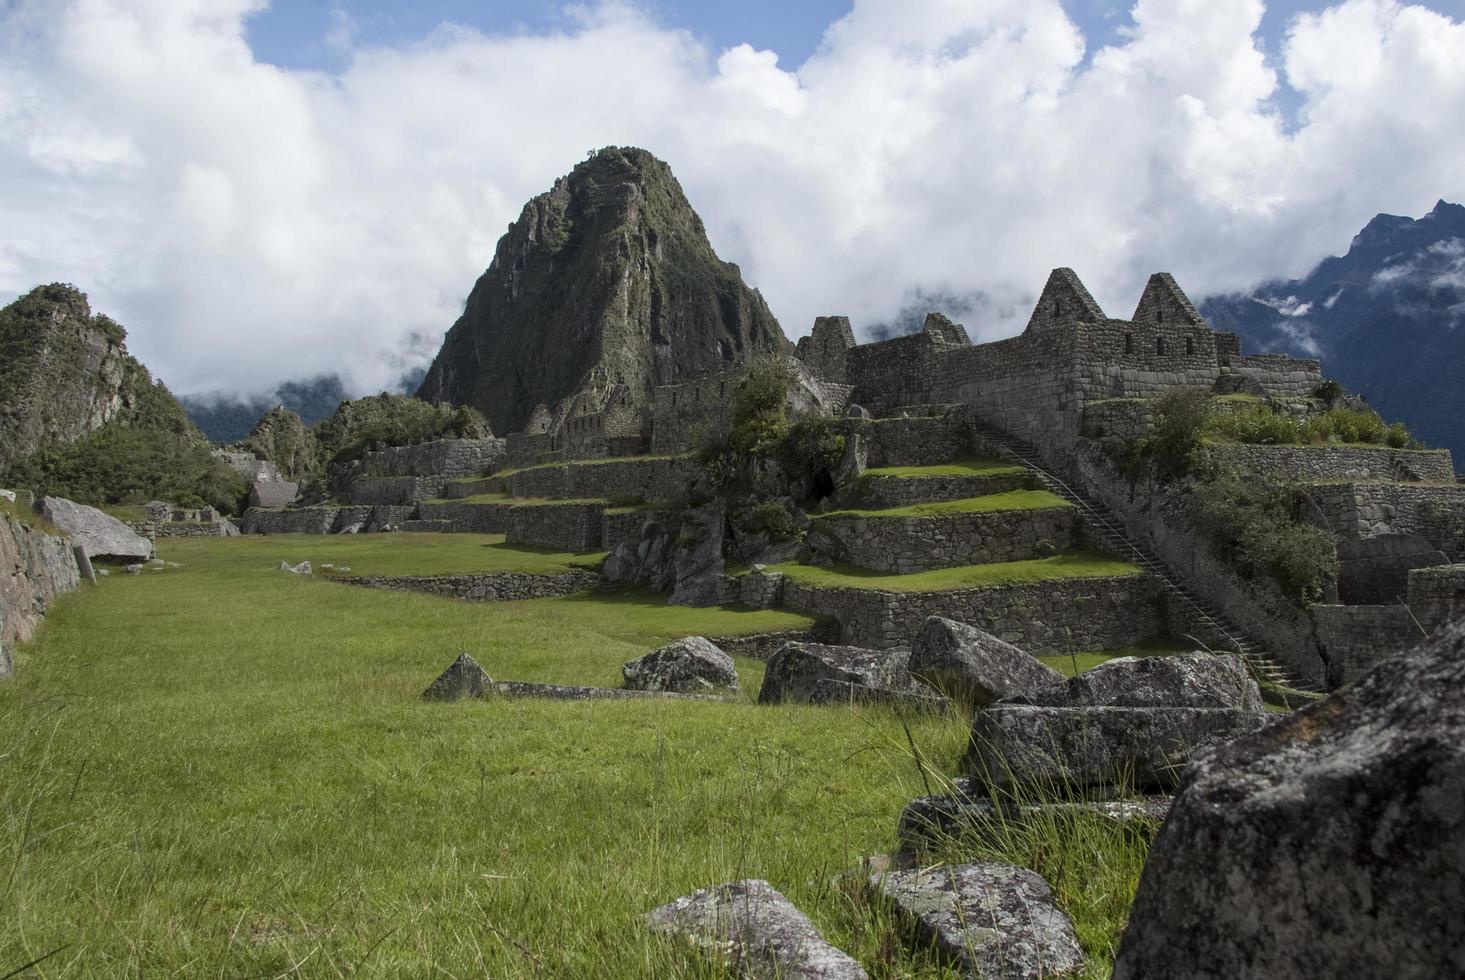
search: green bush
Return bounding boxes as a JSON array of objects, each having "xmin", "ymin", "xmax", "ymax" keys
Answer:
[
  {"xmin": 1121, "ymin": 388, "xmax": 1213, "ymax": 480},
  {"xmin": 733, "ymin": 500, "xmax": 798, "ymax": 542},
  {"xmin": 779, "ymin": 415, "xmax": 845, "ymax": 486},
  {"xmin": 1187, "ymin": 473, "xmax": 1338, "ymax": 604},
  {"xmin": 724, "ymin": 356, "xmax": 795, "ymax": 457},
  {"xmin": 1313, "ymin": 379, "xmax": 1344, "ymax": 402},
  {"xmin": 1210, "ymin": 403, "xmax": 1301, "ymax": 445}
]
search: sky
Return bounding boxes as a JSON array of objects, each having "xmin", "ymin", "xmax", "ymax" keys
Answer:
[{"xmin": 1, "ymin": 0, "xmax": 1463, "ymax": 400}]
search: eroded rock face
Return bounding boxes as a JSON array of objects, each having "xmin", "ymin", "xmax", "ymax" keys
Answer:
[
  {"xmin": 1113, "ymin": 622, "xmax": 1465, "ymax": 980},
  {"xmin": 422, "ymin": 653, "xmax": 494, "ymax": 701},
  {"xmin": 909, "ymin": 617, "xmax": 1064, "ymax": 706},
  {"xmin": 967, "ymin": 705, "xmax": 1268, "ymax": 793},
  {"xmin": 1014, "ymin": 653, "xmax": 1263, "ymax": 711},
  {"xmin": 38, "ymin": 496, "xmax": 151, "ymax": 561},
  {"xmin": 758, "ymin": 642, "xmax": 916, "ymax": 704},
  {"xmin": 647, "ymin": 878, "xmax": 868, "ymax": 979},
  {"xmin": 870, "ymin": 862, "xmax": 1083, "ymax": 979},
  {"xmin": 623, "ymin": 636, "xmax": 739, "ymax": 693},
  {"xmin": 669, "ymin": 504, "xmax": 726, "ymax": 607}
]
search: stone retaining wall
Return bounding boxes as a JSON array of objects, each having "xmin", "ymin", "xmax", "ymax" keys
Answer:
[
  {"xmin": 443, "ymin": 477, "xmax": 506, "ymax": 499},
  {"xmin": 1311, "ymin": 604, "xmax": 1424, "ymax": 687},
  {"xmin": 602, "ymin": 509, "xmax": 676, "ymax": 551},
  {"xmin": 1206, "ymin": 444, "xmax": 1456, "ymax": 483},
  {"xmin": 506, "ymin": 456, "xmax": 695, "ymax": 503},
  {"xmin": 342, "ymin": 569, "xmax": 601, "ymax": 602},
  {"xmin": 861, "ymin": 470, "xmax": 1032, "ymax": 507},
  {"xmin": 2, "ymin": 512, "xmax": 80, "ymax": 675},
  {"xmin": 1407, "ymin": 564, "xmax": 1465, "ymax": 633},
  {"xmin": 240, "ymin": 504, "xmax": 415, "ymax": 535},
  {"xmin": 415, "ymin": 500, "xmax": 515, "ymax": 534},
  {"xmin": 339, "ymin": 475, "xmax": 445, "ymax": 506},
  {"xmin": 505, "ymin": 503, "xmax": 606, "ymax": 551},
  {"xmin": 762, "ymin": 571, "xmax": 1161, "ymax": 651},
  {"xmin": 1308, "ymin": 481, "xmax": 1465, "ymax": 559},
  {"xmin": 847, "ymin": 412, "xmax": 989, "ymax": 469},
  {"xmin": 356, "ymin": 438, "xmax": 506, "ymax": 479},
  {"xmin": 811, "ymin": 505, "xmax": 1076, "ymax": 573},
  {"xmin": 129, "ymin": 519, "xmax": 239, "ymax": 539}
]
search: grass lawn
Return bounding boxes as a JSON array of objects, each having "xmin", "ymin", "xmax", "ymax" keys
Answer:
[
  {"xmin": 212, "ymin": 532, "xmax": 606, "ymax": 577},
  {"xmin": 1037, "ymin": 637, "xmax": 1200, "ymax": 676},
  {"xmin": 427, "ymin": 492, "xmax": 609, "ymax": 507},
  {"xmin": 816, "ymin": 489, "xmax": 1070, "ymax": 520},
  {"xmin": 0, "ymin": 536, "xmax": 1147, "ymax": 977},
  {"xmin": 769, "ymin": 552, "xmax": 1142, "ymax": 592},
  {"xmin": 861, "ymin": 459, "xmax": 1028, "ymax": 479}
]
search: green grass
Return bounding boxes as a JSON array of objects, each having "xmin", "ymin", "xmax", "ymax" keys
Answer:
[
  {"xmin": 1037, "ymin": 637, "xmax": 1199, "ymax": 676},
  {"xmin": 861, "ymin": 459, "xmax": 1028, "ymax": 479},
  {"xmin": 769, "ymin": 552, "xmax": 1142, "ymax": 592},
  {"xmin": 816, "ymin": 489, "xmax": 1070, "ymax": 520},
  {"xmin": 99, "ymin": 502, "xmax": 149, "ymax": 523},
  {"xmin": 0, "ymin": 535, "xmax": 1151, "ymax": 977},
  {"xmin": 426, "ymin": 492, "xmax": 610, "ymax": 507},
  {"xmin": 491, "ymin": 453, "xmax": 688, "ymax": 480},
  {"xmin": 209, "ymin": 532, "xmax": 606, "ymax": 577},
  {"xmin": 0, "ymin": 499, "xmax": 60, "ymax": 535}
]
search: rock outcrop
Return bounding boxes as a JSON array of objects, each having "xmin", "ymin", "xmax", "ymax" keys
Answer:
[
  {"xmin": 1113, "ymin": 621, "xmax": 1465, "ymax": 980},
  {"xmin": 1, "ymin": 509, "xmax": 80, "ymax": 676},
  {"xmin": 623, "ymin": 636, "xmax": 739, "ymax": 693},
  {"xmin": 422, "ymin": 653, "xmax": 494, "ymax": 701},
  {"xmin": 417, "ymin": 147, "xmax": 788, "ymax": 435},
  {"xmin": 38, "ymin": 497, "xmax": 151, "ymax": 561},
  {"xmin": 758, "ymin": 642, "xmax": 923, "ymax": 705},
  {"xmin": 870, "ymin": 862, "xmax": 1084, "ymax": 979},
  {"xmin": 647, "ymin": 879, "xmax": 867, "ymax": 979},
  {"xmin": 908, "ymin": 617, "xmax": 1064, "ymax": 706},
  {"xmin": 1013, "ymin": 653, "xmax": 1263, "ymax": 711}
]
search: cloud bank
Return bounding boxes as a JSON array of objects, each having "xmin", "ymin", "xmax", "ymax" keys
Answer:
[{"xmin": 1, "ymin": 0, "xmax": 1462, "ymax": 397}]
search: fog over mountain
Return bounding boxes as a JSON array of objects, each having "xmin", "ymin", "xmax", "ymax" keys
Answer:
[{"xmin": 1200, "ymin": 200, "xmax": 1465, "ymax": 462}]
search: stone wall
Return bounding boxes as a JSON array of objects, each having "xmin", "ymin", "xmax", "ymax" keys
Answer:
[
  {"xmin": 130, "ymin": 520, "xmax": 240, "ymax": 540},
  {"xmin": 810, "ymin": 506, "xmax": 1076, "ymax": 573},
  {"xmin": 339, "ymin": 475, "xmax": 444, "ymax": 506},
  {"xmin": 342, "ymin": 569, "xmax": 601, "ymax": 603},
  {"xmin": 1206, "ymin": 444, "xmax": 1456, "ymax": 483},
  {"xmin": 860, "ymin": 469, "xmax": 1032, "ymax": 507},
  {"xmin": 356, "ymin": 438, "xmax": 506, "ymax": 480},
  {"xmin": 1308, "ymin": 481, "xmax": 1465, "ymax": 559},
  {"xmin": 602, "ymin": 508, "xmax": 676, "ymax": 551},
  {"xmin": 1311, "ymin": 603, "xmax": 1424, "ymax": 687},
  {"xmin": 507, "ymin": 456, "xmax": 696, "ymax": 503},
  {"xmin": 1081, "ymin": 399, "xmax": 1154, "ymax": 443},
  {"xmin": 649, "ymin": 371, "xmax": 741, "ymax": 454},
  {"xmin": 1221, "ymin": 354, "xmax": 1322, "ymax": 398},
  {"xmin": 414, "ymin": 500, "xmax": 515, "ymax": 534},
  {"xmin": 240, "ymin": 505, "xmax": 415, "ymax": 535},
  {"xmin": 504, "ymin": 503, "xmax": 606, "ymax": 552},
  {"xmin": 765, "ymin": 571, "xmax": 1161, "ymax": 651},
  {"xmin": 442, "ymin": 477, "xmax": 506, "ymax": 499},
  {"xmin": 1407, "ymin": 564, "xmax": 1465, "ymax": 633},
  {"xmin": 848, "ymin": 411, "xmax": 989, "ymax": 468},
  {"xmin": 1, "ymin": 512, "xmax": 80, "ymax": 676}
]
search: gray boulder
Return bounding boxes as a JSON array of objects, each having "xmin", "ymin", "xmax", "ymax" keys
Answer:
[
  {"xmin": 1015, "ymin": 653, "xmax": 1262, "ymax": 711},
  {"xmin": 278, "ymin": 560, "xmax": 312, "ymax": 575},
  {"xmin": 647, "ymin": 878, "xmax": 867, "ymax": 979},
  {"xmin": 909, "ymin": 617, "xmax": 1064, "ymax": 706},
  {"xmin": 1113, "ymin": 621, "xmax": 1465, "ymax": 980},
  {"xmin": 38, "ymin": 496, "xmax": 151, "ymax": 561},
  {"xmin": 870, "ymin": 862, "xmax": 1083, "ymax": 979},
  {"xmin": 832, "ymin": 431, "xmax": 867, "ymax": 490},
  {"xmin": 422, "ymin": 653, "xmax": 493, "ymax": 701},
  {"xmin": 809, "ymin": 679, "xmax": 950, "ymax": 713},
  {"xmin": 670, "ymin": 504, "xmax": 726, "ymax": 607},
  {"xmin": 759, "ymin": 642, "xmax": 916, "ymax": 705},
  {"xmin": 623, "ymin": 636, "xmax": 739, "ymax": 693},
  {"xmin": 967, "ymin": 705, "xmax": 1268, "ymax": 793}
]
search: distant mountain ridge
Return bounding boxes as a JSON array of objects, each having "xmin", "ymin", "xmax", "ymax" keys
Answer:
[
  {"xmin": 1200, "ymin": 200, "xmax": 1465, "ymax": 464},
  {"xmin": 180, "ymin": 374, "xmax": 350, "ymax": 444},
  {"xmin": 417, "ymin": 146, "xmax": 788, "ymax": 436}
]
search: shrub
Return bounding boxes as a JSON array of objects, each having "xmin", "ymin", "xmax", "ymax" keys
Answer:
[
  {"xmin": 1385, "ymin": 422, "xmax": 1411, "ymax": 448},
  {"xmin": 1121, "ymin": 388, "xmax": 1213, "ymax": 481},
  {"xmin": 1313, "ymin": 379, "xmax": 1344, "ymax": 402},
  {"xmin": 725, "ymin": 356, "xmax": 795, "ymax": 457},
  {"xmin": 733, "ymin": 500, "xmax": 798, "ymax": 542},
  {"xmin": 1210, "ymin": 403, "xmax": 1300, "ymax": 445},
  {"xmin": 778, "ymin": 415, "xmax": 845, "ymax": 488}
]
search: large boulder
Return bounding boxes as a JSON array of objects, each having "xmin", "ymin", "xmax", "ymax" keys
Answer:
[
  {"xmin": 759, "ymin": 642, "xmax": 917, "ymax": 705},
  {"xmin": 38, "ymin": 496, "xmax": 151, "ymax": 561},
  {"xmin": 909, "ymin": 617, "xmax": 1064, "ymax": 706},
  {"xmin": 1113, "ymin": 621, "xmax": 1465, "ymax": 980},
  {"xmin": 1014, "ymin": 653, "xmax": 1263, "ymax": 711},
  {"xmin": 249, "ymin": 478, "xmax": 299, "ymax": 509},
  {"xmin": 623, "ymin": 636, "xmax": 739, "ymax": 693},
  {"xmin": 870, "ymin": 862, "xmax": 1084, "ymax": 979},
  {"xmin": 967, "ymin": 705, "xmax": 1268, "ymax": 793},
  {"xmin": 647, "ymin": 878, "xmax": 868, "ymax": 979}
]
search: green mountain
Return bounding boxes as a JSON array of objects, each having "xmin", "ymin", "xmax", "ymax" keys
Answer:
[{"xmin": 417, "ymin": 146, "xmax": 788, "ymax": 435}]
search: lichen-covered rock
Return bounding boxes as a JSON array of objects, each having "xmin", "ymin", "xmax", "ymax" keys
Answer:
[
  {"xmin": 967, "ymin": 705, "xmax": 1268, "ymax": 793},
  {"xmin": 647, "ymin": 878, "xmax": 868, "ymax": 979},
  {"xmin": 1014, "ymin": 653, "xmax": 1262, "ymax": 711},
  {"xmin": 1113, "ymin": 621, "xmax": 1465, "ymax": 980},
  {"xmin": 759, "ymin": 642, "xmax": 916, "ymax": 705},
  {"xmin": 38, "ymin": 496, "xmax": 151, "ymax": 561},
  {"xmin": 623, "ymin": 636, "xmax": 739, "ymax": 693},
  {"xmin": 909, "ymin": 617, "xmax": 1063, "ymax": 706},
  {"xmin": 669, "ymin": 503, "xmax": 726, "ymax": 607},
  {"xmin": 870, "ymin": 862, "xmax": 1083, "ymax": 979},
  {"xmin": 422, "ymin": 653, "xmax": 494, "ymax": 701}
]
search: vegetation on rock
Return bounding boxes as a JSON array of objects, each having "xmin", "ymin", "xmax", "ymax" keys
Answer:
[{"xmin": 240, "ymin": 406, "xmax": 318, "ymax": 481}]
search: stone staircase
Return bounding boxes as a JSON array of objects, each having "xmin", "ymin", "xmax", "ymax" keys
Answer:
[{"xmin": 967, "ymin": 419, "xmax": 1299, "ymax": 690}]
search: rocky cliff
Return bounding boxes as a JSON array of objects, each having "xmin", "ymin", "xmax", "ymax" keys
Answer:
[
  {"xmin": 0, "ymin": 284, "xmax": 157, "ymax": 471},
  {"xmin": 417, "ymin": 147, "xmax": 788, "ymax": 435}
]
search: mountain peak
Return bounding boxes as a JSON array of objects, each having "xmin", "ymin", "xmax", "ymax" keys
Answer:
[{"xmin": 1349, "ymin": 212, "xmax": 1413, "ymax": 252}]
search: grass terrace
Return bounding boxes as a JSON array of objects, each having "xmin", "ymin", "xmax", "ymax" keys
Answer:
[
  {"xmin": 861, "ymin": 459, "xmax": 1028, "ymax": 479},
  {"xmin": 768, "ymin": 552, "xmax": 1142, "ymax": 592},
  {"xmin": 203, "ymin": 532, "xmax": 606, "ymax": 578},
  {"xmin": 816, "ymin": 489, "xmax": 1070, "ymax": 520},
  {"xmin": 424, "ymin": 491, "xmax": 609, "ymax": 507},
  {"xmin": 489, "ymin": 453, "xmax": 690, "ymax": 481}
]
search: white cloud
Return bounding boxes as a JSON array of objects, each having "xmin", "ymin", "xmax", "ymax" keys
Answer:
[{"xmin": 0, "ymin": 0, "xmax": 1462, "ymax": 398}]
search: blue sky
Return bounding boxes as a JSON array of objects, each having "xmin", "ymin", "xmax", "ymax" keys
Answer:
[{"xmin": 4, "ymin": 0, "xmax": 1464, "ymax": 395}]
